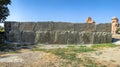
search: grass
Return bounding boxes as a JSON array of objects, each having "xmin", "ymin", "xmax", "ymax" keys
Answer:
[
  {"xmin": 67, "ymin": 45, "xmax": 95, "ymax": 52},
  {"xmin": 73, "ymin": 46, "xmax": 95, "ymax": 52},
  {"xmin": 32, "ymin": 46, "xmax": 94, "ymax": 60},
  {"xmin": 32, "ymin": 43, "xmax": 117, "ymax": 67},
  {"xmin": 0, "ymin": 43, "xmax": 118, "ymax": 67},
  {"xmin": 32, "ymin": 46, "xmax": 97, "ymax": 66},
  {"xmin": 83, "ymin": 56, "xmax": 107, "ymax": 67},
  {"xmin": 67, "ymin": 45, "xmax": 75, "ymax": 48},
  {"xmin": 91, "ymin": 43, "xmax": 116, "ymax": 48}
]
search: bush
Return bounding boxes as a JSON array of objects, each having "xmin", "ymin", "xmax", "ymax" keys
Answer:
[{"xmin": 0, "ymin": 26, "xmax": 4, "ymax": 32}]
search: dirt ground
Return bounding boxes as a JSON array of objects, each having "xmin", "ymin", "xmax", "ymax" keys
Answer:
[
  {"xmin": 77, "ymin": 47, "xmax": 120, "ymax": 67},
  {"xmin": 0, "ymin": 45, "xmax": 120, "ymax": 67}
]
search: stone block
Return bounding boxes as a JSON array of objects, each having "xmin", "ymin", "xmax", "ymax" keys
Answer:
[
  {"xmin": 105, "ymin": 33, "xmax": 112, "ymax": 43},
  {"xmin": 8, "ymin": 30, "xmax": 21, "ymax": 42},
  {"xmin": 67, "ymin": 31, "xmax": 77, "ymax": 44},
  {"xmin": 96, "ymin": 23, "xmax": 111, "ymax": 32},
  {"xmin": 82, "ymin": 32, "xmax": 93, "ymax": 44},
  {"xmin": 48, "ymin": 31, "xmax": 57, "ymax": 44},
  {"xmin": 35, "ymin": 31, "xmax": 51, "ymax": 44},
  {"xmin": 4, "ymin": 22, "xmax": 20, "ymax": 31},
  {"xmin": 92, "ymin": 32, "xmax": 101, "ymax": 44},
  {"xmin": 54, "ymin": 31, "xmax": 68, "ymax": 44},
  {"xmin": 19, "ymin": 22, "xmax": 36, "ymax": 31},
  {"xmin": 21, "ymin": 31, "xmax": 36, "ymax": 44},
  {"xmin": 74, "ymin": 23, "xmax": 95, "ymax": 32},
  {"xmin": 11, "ymin": 22, "xmax": 20, "ymax": 31},
  {"xmin": 92, "ymin": 32, "xmax": 112, "ymax": 44},
  {"xmin": 76, "ymin": 32, "xmax": 82, "ymax": 44},
  {"xmin": 52, "ymin": 22, "xmax": 74, "ymax": 31},
  {"xmin": 35, "ymin": 22, "xmax": 52, "ymax": 31},
  {"xmin": 4, "ymin": 22, "xmax": 11, "ymax": 32}
]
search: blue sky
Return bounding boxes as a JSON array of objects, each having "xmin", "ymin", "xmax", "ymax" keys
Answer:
[{"xmin": 6, "ymin": 0, "xmax": 120, "ymax": 23}]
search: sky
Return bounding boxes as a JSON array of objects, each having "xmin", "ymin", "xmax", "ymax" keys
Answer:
[{"xmin": 6, "ymin": 0, "xmax": 120, "ymax": 23}]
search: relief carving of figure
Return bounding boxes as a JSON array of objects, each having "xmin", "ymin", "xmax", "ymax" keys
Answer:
[{"xmin": 111, "ymin": 17, "xmax": 119, "ymax": 34}]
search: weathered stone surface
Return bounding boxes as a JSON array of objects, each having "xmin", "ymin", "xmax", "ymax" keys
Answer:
[
  {"xmin": 76, "ymin": 32, "xmax": 82, "ymax": 44},
  {"xmin": 67, "ymin": 31, "xmax": 77, "ymax": 44},
  {"xmin": 21, "ymin": 31, "xmax": 36, "ymax": 44},
  {"xmin": 4, "ymin": 22, "xmax": 20, "ymax": 31},
  {"xmin": 19, "ymin": 22, "xmax": 36, "ymax": 31},
  {"xmin": 35, "ymin": 22, "xmax": 52, "ymax": 31},
  {"xmin": 35, "ymin": 31, "xmax": 51, "ymax": 44},
  {"xmin": 11, "ymin": 22, "xmax": 20, "ymax": 31},
  {"xmin": 92, "ymin": 32, "xmax": 100, "ymax": 44},
  {"xmin": 55, "ymin": 31, "xmax": 68, "ymax": 44},
  {"xmin": 8, "ymin": 30, "xmax": 21, "ymax": 42},
  {"xmin": 92, "ymin": 32, "xmax": 112, "ymax": 44},
  {"xmin": 4, "ymin": 22, "xmax": 112, "ymax": 44},
  {"xmin": 106, "ymin": 33, "xmax": 112, "ymax": 43},
  {"xmin": 48, "ymin": 31, "xmax": 58, "ymax": 44},
  {"xmin": 74, "ymin": 23, "xmax": 95, "ymax": 32},
  {"xmin": 52, "ymin": 22, "xmax": 74, "ymax": 31},
  {"xmin": 96, "ymin": 23, "xmax": 111, "ymax": 32},
  {"xmin": 35, "ymin": 31, "xmax": 41, "ymax": 43},
  {"xmin": 4, "ymin": 22, "xmax": 12, "ymax": 32},
  {"xmin": 83, "ymin": 32, "xmax": 93, "ymax": 44}
]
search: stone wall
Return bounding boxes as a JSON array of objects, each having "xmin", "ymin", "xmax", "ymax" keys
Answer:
[
  {"xmin": 74, "ymin": 23, "xmax": 95, "ymax": 32},
  {"xmin": 96, "ymin": 23, "xmax": 111, "ymax": 32},
  {"xmin": 4, "ymin": 31, "xmax": 112, "ymax": 44},
  {"xmin": 4, "ymin": 22, "xmax": 112, "ymax": 44},
  {"xmin": 35, "ymin": 31, "xmax": 112, "ymax": 44},
  {"xmin": 5, "ymin": 22, "xmax": 111, "ymax": 32}
]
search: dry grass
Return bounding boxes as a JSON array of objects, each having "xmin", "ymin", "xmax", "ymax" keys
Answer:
[{"xmin": 0, "ymin": 44, "xmax": 119, "ymax": 67}]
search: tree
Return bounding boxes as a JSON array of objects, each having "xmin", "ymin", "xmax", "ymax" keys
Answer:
[{"xmin": 0, "ymin": 0, "xmax": 11, "ymax": 23}]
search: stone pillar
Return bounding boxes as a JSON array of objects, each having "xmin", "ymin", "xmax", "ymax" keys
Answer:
[
  {"xmin": 86, "ymin": 17, "xmax": 95, "ymax": 23},
  {"xmin": 111, "ymin": 17, "xmax": 119, "ymax": 34}
]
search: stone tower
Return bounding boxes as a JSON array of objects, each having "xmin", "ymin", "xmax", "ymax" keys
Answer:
[{"xmin": 111, "ymin": 17, "xmax": 119, "ymax": 34}]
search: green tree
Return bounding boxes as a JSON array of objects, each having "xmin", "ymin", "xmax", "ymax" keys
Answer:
[{"xmin": 0, "ymin": 0, "xmax": 11, "ymax": 23}]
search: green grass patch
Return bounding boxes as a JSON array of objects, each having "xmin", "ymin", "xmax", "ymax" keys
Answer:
[
  {"xmin": 74, "ymin": 46, "xmax": 95, "ymax": 53},
  {"xmin": 67, "ymin": 45, "xmax": 75, "ymax": 48},
  {"xmin": 67, "ymin": 45, "xmax": 95, "ymax": 53},
  {"xmin": 32, "ymin": 48, "xmax": 48, "ymax": 52},
  {"xmin": 32, "ymin": 46, "xmax": 94, "ymax": 61},
  {"xmin": 31, "ymin": 44, "xmax": 119, "ymax": 67},
  {"xmin": 92, "ymin": 43, "xmax": 116, "ymax": 48},
  {"xmin": 31, "ymin": 45, "xmax": 112, "ymax": 67}
]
